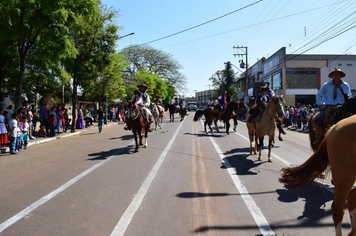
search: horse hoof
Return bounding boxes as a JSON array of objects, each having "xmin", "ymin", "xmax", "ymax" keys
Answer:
[
  {"xmin": 268, "ymin": 158, "xmax": 273, "ymax": 162},
  {"xmin": 258, "ymin": 157, "xmax": 262, "ymax": 161},
  {"xmin": 134, "ymin": 149, "xmax": 139, "ymax": 152},
  {"xmin": 278, "ymin": 137, "xmax": 283, "ymax": 141},
  {"xmin": 144, "ymin": 144, "xmax": 147, "ymax": 148}
]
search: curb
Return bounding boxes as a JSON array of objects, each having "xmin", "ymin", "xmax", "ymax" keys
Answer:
[{"xmin": 0, "ymin": 123, "xmax": 119, "ymax": 154}]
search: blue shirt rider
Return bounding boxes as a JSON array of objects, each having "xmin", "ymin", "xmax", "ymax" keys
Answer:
[{"xmin": 315, "ymin": 67, "xmax": 351, "ymax": 127}]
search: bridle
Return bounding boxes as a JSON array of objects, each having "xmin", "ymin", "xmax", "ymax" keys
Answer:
[{"xmin": 128, "ymin": 102, "xmax": 140, "ymax": 120}]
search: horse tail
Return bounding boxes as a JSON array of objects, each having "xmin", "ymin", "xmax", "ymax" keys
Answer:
[
  {"xmin": 193, "ymin": 109, "xmax": 204, "ymax": 121},
  {"xmin": 279, "ymin": 136, "xmax": 329, "ymax": 190}
]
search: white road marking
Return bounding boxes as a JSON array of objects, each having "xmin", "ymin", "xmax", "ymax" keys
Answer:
[
  {"xmin": 233, "ymin": 120, "xmax": 335, "ymax": 193},
  {"xmin": 110, "ymin": 121, "xmax": 184, "ymax": 236},
  {"xmin": 208, "ymin": 134, "xmax": 276, "ymax": 236},
  {"xmin": 0, "ymin": 150, "xmax": 122, "ymax": 233}
]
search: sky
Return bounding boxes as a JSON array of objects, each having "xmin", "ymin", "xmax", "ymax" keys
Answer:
[{"xmin": 101, "ymin": 0, "xmax": 356, "ymax": 98}]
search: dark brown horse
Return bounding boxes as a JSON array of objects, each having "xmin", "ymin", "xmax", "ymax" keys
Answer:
[
  {"xmin": 280, "ymin": 115, "xmax": 356, "ymax": 236},
  {"xmin": 193, "ymin": 101, "xmax": 247, "ymax": 135},
  {"xmin": 308, "ymin": 97, "xmax": 356, "ymax": 151},
  {"xmin": 127, "ymin": 100, "xmax": 149, "ymax": 152},
  {"xmin": 165, "ymin": 103, "xmax": 187, "ymax": 122}
]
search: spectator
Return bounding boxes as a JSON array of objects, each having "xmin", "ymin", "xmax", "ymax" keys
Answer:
[
  {"xmin": 56, "ymin": 105, "xmax": 63, "ymax": 134},
  {"xmin": 284, "ymin": 106, "xmax": 290, "ymax": 127},
  {"xmin": 97, "ymin": 106, "xmax": 104, "ymax": 133},
  {"xmin": 37, "ymin": 124, "xmax": 47, "ymax": 138},
  {"xmin": 76, "ymin": 106, "xmax": 85, "ymax": 129},
  {"xmin": 289, "ymin": 106, "xmax": 294, "ymax": 126},
  {"xmin": 9, "ymin": 113, "xmax": 18, "ymax": 154},
  {"xmin": 301, "ymin": 107, "xmax": 308, "ymax": 133},
  {"xmin": 16, "ymin": 115, "xmax": 23, "ymax": 152},
  {"xmin": 63, "ymin": 108, "xmax": 71, "ymax": 133},
  {"xmin": 19, "ymin": 116, "xmax": 30, "ymax": 149},
  {"xmin": 0, "ymin": 107, "xmax": 8, "ymax": 148},
  {"xmin": 39, "ymin": 105, "xmax": 49, "ymax": 135},
  {"xmin": 296, "ymin": 103, "xmax": 303, "ymax": 129},
  {"xmin": 48, "ymin": 107, "xmax": 57, "ymax": 137}
]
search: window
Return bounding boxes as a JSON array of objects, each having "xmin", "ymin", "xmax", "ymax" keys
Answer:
[
  {"xmin": 338, "ymin": 63, "xmax": 342, "ymax": 66},
  {"xmin": 347, "ymin": 64, "xmax": 353, "ymax": 66},
  {"xmin": 286, "ymin": 70, "xmax": 318, "ymax": 89},
  {"xmin": 272, "ymin": 73, "xmax": 282, "ymax": 91}
]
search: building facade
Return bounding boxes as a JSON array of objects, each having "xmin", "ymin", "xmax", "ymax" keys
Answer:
[{"xmin": 237, "ymin": 47, "xmax": 356, "ymax": 106}]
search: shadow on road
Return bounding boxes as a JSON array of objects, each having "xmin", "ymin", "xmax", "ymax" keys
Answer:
[
  {"xmin": 109, "ymin": 134, "xmax": 133, "ymax": 141},
  {"xmin": 86, "ymin": 146, "xmax": 131, "ymax": 161}
]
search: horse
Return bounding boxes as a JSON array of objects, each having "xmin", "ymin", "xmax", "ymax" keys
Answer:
[
  {"xmin": 308, "ymin": 97, "xmax": 356, "ymax": 152},
  {"xmin": 178, "ymin": 104, "xmax": 188, "ymax": 122},
  {"xmin": 246, "ymin": 95, "xmax": 285, "ymax": 162},
  {"xmin": 193, "ymin": 101, "xmax": 247, "ymax": 135},
  {"xmin": 149, "ymin": 103, "xmax": 164, "ymax": 130},
  {"xmin": 126, "ymin": 100, "xmax": 149, "ymax": 152},
  {"xmin": 279, "ymin": 115, "xmax": 356, "ymax": 236},
  {"xmin": 165, "ymin": 103, "xmax": 178, "ymax": 122}
]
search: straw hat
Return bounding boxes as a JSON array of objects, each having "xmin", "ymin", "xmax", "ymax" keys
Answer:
[
  {"xmin": 137, "ymin": 83, "xmax": 148, "ymax": 89},
  {"xmin": 328, "ymin": 67, "xmax": 346, "ymax": 78}
]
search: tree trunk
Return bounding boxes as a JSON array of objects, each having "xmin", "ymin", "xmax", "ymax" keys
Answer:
[
  {"xmin": 71, "ymin": 76, "xmax": 77, "ymax": 132},
  {"xmin": 15, "ymin": 54, "xmax": 25, "ymax": 110}
]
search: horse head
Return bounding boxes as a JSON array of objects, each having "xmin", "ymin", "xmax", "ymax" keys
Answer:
[
  {"xmin": 127, "ymin": 100, "xmax": 140, "ymax": 120},
  {"xmin": 273, "ymin": 95, "xmax": 285, "ymax": 118}
]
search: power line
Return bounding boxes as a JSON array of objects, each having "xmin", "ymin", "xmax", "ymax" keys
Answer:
[{"xmin": 140, "ymin": 0, "xmax": 264, "ymax": 45}]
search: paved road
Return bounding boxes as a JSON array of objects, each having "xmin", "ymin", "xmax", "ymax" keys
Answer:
[{"xmin": 0, "ymin": 112, "xmax": 351, "ymax": 236}]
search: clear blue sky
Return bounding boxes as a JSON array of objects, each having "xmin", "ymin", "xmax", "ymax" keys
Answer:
[{"xmin": 101, "ymin": 0, "xmax": 356, "ymax": 97}]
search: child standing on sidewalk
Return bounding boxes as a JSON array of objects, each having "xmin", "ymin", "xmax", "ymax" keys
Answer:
[
  {"xmin": 0, "ymin": 107, "xmax": 8, "ymax": 148},
  {"xmin": 20, "ymin": 116, "xmax": 30, "ymax": 149},
  {"xmin": 9, "ymin": 113, "xmax": 18, "ymax": 154},
  {"xmin": 48, "ymin": 107, "xmax": 57, "ymax": 137}
]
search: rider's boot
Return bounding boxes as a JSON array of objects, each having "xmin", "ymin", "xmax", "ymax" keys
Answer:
[{"xmin": 276, "ymin": 117, "xmax": 286, "ymax": 135}]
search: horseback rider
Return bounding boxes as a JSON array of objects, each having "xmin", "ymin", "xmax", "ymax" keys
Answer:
[
  {"xmin": 247, "ymin": 86, "xmax": 270, "ymax": 122},
  {"xmin": 226, "ymin": 92, "xmax": 233, "ymax": 103},
  {"xmin": 216, "ymin": 91, "xmax": 227, "ymax": 112},
  {"xmin": 313, "ymin": 67, "xmax": 351, "ymax": 146},
  {"xmin": 155, "ymin": 95, "xmax": 162, "ymax": 106},
  {"xmin": 124, "ymin": 84, "xmax": 154, "ymax": 132}
]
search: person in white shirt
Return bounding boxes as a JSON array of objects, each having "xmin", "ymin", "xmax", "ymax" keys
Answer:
[
  {"xmin": 19, "ymin": 116, "xmax": 30, "ymax": 149},
  {"xmin": 9, "ymin": 113, "xmax": 18, "ymax": 154}
]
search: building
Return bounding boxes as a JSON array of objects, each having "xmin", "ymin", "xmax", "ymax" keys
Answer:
[
  {"xmin": 195, "ymin": 89, "xmax": 216, "ymax": 108},
  {"xmin": 238, "ymin": 47, "xmax": 356, "ymax": 106}
]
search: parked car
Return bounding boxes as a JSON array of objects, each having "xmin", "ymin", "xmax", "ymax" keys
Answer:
[{"xmin": 187, "ymin": 102, "xmax": 197, "ymax": 111}]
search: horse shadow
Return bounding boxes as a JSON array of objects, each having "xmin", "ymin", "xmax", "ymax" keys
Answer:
[
  {"xmin": 277, "ymin": 183, "xmax": 349, "ymax": 228},
  {"xmin": 222, "ymin": 147, "xmax": 265, "ymax": 176},
  {"xmin": 183, "ymin": 131, "xmax": 224, "ymax": 138},
  {"xmin": 109, "ymin": 134, "xmax": 133, "ymax": 141},
  {"xmin": 86, "ymin": 146, "xmax": 131, "ymax": 161}
]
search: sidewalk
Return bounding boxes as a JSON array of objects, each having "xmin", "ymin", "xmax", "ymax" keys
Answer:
[{"xmin": 0, "ymin": 122, "xmax": 121, "ymax": 154}]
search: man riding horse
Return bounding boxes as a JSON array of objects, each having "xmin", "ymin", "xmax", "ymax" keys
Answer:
[
  {"xmin": 312, "ymin": 67, "xmax": 351, "ymax": 149},
  {"xmin": 212, "ymin": 91, "xmax": 228, "ymax": 119},
  {"xmin": 247, "ymin": 85, "xmax": 285, "ymax": 137},
  {"xmin": 124, "ymin": 84, "xmax": 154, "ymax": 132}
]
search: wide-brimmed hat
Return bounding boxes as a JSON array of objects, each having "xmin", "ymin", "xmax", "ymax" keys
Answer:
[
  {"xmin": 137, "ymin": 83, "xmax": 148, "ymax": 89},
  {"xmin": 329, "ymin": 67, "xmax": 346, "ymax": 78},
  {"xmin": 260, "ymin": 86, "xmax": 269, "ymax": 92},
  {"xmin": 223, "ymin": 91, "xmax": 227, "ymax": 94}
]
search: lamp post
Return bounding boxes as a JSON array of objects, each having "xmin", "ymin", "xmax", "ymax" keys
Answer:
[{"xmin": 104, "ymin": 32, "xmax": 134, "ymax": 124}]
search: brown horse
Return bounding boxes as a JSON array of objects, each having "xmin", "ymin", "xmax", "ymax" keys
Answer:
[
  {"xmin": 246, "ymin": 96, "xmax": 285, "ymax": 162},
  {"xmin": 279, "ymin": 115, "xmax": 356, "ymax": 236},
  {"xmin": 308, "ymin": 97, "xmax": 356, "ymax": 151},
  {"xmin": 127, "ymin": 100, "xmax": 149, "ymax": 152},
  {"xmin": 193, "ymin": 101, "xmax": 247, "ymax": 135}
]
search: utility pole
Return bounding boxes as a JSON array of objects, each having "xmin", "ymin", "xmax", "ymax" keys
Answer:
[{"xmin": 233, "ymin": 46, "xmax": 248, "ymax": 98}]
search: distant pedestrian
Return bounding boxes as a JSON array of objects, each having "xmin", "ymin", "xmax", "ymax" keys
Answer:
[
  {"xmin": 19, "ymin": 116, "xmax": 30, "ymax": 149},
  {"xmin": 97, "ymin": 107, "xmax": 104, "ymax": 133}
]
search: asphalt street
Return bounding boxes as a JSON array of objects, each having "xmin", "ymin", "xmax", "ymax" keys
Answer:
[{"xmin": 0, "ymin": 112, "xmax": 351, "ymax": 236}]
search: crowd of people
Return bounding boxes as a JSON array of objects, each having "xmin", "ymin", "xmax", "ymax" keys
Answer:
[{"xmin": 283, "ymin": 104, "xmax": 316, "ymax": 133}]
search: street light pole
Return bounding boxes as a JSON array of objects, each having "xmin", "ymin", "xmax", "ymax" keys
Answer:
[{"xmin": 104, "ymin": 32, "xmax": 135, "ymax": 124}]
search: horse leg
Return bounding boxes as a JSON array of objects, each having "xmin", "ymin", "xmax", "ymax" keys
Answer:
[
  {"xmin": 233, "ymin": 118, "xmax": 238, "ymax": 132},
  {"xmin": 268, "ymin": 135, "xmax": 273, "ymax": 162},
  {"xmin": 214, "ymin": 119, "xmax": 219, "ymax": 132},
  {"xmin": 134, "ymin": 132, "xmax": 139, "ymax": 152},
  {"xmin": 347, "ymin": 187, "xmax": 356, "ymax": 236},
  {"xmin": 225, "ymin": 120, "xmax": 230, "ymax": 135},
  {"xmin": 332, "ymin": 177, "xmax": 355, "ymax": 236},
  {"xmin": 254, "ymin": 132, "xmax": 258, "ymax": 155},
  {"xmin": 258, "ymin": 136, "xmax": 263, "ymax": 161},
  {"xmin": 248, "ymin": 128, "xmax": 254, "ymax": 155}
]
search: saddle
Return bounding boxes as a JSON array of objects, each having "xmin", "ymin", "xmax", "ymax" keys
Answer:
[{"xmin": 312, "ymin": 105, "xmax": 343, "ymax": 131}]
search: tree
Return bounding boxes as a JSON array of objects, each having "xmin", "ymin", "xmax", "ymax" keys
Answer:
[
  {"xmin": 0, "ymin": 0, "xmax": 96, "ymax": 109},
  {"xmin": 121, "ymin": 44, "xmax": 187, "ymax": 94},
  {"xmin": 209, "ymin": 61, "xmax": 237, "ymax": 95},
  {"xmin": 64, "ymin": 3, "xmax": 120, "ymax": 132},
  {"xmin": 83, "ymin": 53, "xmax": 128, "ymax": 104}
]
